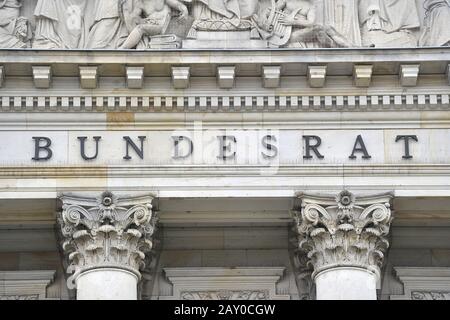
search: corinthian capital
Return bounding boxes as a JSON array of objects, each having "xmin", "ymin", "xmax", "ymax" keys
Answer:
[
  {"xmin": 292, "ymin": 191, "xmax": 393, "ymax": 280},
  {"xmin": 57, "ymin": 191, "xmax": 158, "ymax": 289}
]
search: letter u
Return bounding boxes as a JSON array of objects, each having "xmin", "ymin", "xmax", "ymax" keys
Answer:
[{"xmin": 78, "ymin": 136, "xmax": 101, "ymax": 160}]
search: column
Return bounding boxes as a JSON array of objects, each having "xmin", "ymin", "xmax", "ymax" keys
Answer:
[
  {"xmin": 292, "ymin": 190, "xmax": 393, "ymax": 300},
  {"xmin": 57, "ymin": 191, "xmax": 158, "ymax": 300}
]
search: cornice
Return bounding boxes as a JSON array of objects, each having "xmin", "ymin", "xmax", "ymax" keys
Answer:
[
  {"xmin": 0, "ymin": 47, "xmax": 449, "ymax": 69},
  {"xmin": 0, "ymin": 48, "xmax": 448, "ymax": 112}
]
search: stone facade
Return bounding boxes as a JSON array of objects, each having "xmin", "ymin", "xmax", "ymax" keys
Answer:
[
  {"xmin": 0, "ymin": 0, "xmax": 450, "ymax": 301},
  {"xmin": 0, "ymin": 0, "xmax": 449, "ymax": 49}
]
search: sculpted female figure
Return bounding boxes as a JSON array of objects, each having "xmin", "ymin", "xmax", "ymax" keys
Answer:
[
  {"xmin": 0, "ymin": 0, "xmax": 30, "ymax": 48},
  {"xmin": 419, "ymin": 0, "xmax": 450, "ymax": 46},
  {"xmin": 33, "ymin": 0, "xmax": 88, "ymax": 49},
  {"xmin": 85, "ymin": 0, "xmax": 129, "ymax": 49}
]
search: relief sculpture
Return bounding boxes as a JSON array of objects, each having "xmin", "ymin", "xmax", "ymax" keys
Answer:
[
  {"xmin": 85, "ymin": 0, "xmax": 129, "ymax": 49},
  {"xmin": 254, "ymin": 0, "xmax": 354, "ymax": 48},
  {"xmin": 33, "ymin": 0, "xmax": 88, "ymax": 49},
  {"xmin": 0, "ymin": 0, "xmax": 30, "ymax": 48},
  {"xmin": 359, "ymin": 0, "xmax": 421, "ymax": 47},
  {"xmin": 120, "ymin": 0, "xmax": 189, "ymax": 49},
  {"xmin": 0, "ymin": 0, "xmax": 448, "ymax": 49}
]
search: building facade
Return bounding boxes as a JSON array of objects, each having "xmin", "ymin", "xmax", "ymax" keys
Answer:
[{"xmin": 0, "ymin": 0, "xmax": 450, "ymax": 300}]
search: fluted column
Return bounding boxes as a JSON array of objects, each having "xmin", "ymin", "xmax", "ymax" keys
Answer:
[
  {"xmin": 57, "ymin": 192, "xmax": 158, "ymax": 300},
  {"xmin": 292, "ymin": 191, "xmax": 393, "ymax": 300}
]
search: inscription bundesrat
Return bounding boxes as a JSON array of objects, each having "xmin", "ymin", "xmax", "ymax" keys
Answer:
[{"xmin": 30, "ymin": 134, "xmax": 419, "ymax": 162}]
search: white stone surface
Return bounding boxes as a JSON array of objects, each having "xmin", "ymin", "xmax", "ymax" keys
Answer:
[
  {"xmin": 76, "ymin": 269, "xmax": 138, "ymax": 300},
  {"xmin": 315, "ymin": 268, "xmax": 377, "ymax": 300},
  {"xmin": 0, "ymin": 129, "xmax": 448, "ymax": 166}
]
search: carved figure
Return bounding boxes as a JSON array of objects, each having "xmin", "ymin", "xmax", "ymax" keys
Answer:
[
  {"xmin": 419, "ymin": 0, "xmax": 450, "ymax": 47},
  {"xmin": 0, "ymin": 0, "xmax": 30, "ymax": 48},
  {"xmin": 33, "ymin": 0, "xmax": 88, "ymax": 49},
  {"xmin": 120, "ymin": 0, "xmax": 189, "ymax": 49},
  {"xmin": 189, "ymin": 0, "xmax": 259, "ymax": 32},
  {"xmin": 324, "ymin": 0, "xmax": 361, "ymax": 46},
  {"xmin": 192, "ymin": 0, "xmax": 241, "ymax": 25},
  {"xmin": 85, "ymin": 0, "xmax": 129, "ymax": 49},
  {"xmin": 254, "ymin": 0, "xmax": 354, "ymax": 48},
  {"xmin": 359, "ymin": 0, "xmax": 420, "ymax": 47}
]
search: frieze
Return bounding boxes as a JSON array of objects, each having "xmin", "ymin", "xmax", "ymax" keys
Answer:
[
  {"xmin": 0, "ymin": 1, "xmax": 449, "ymax": 50},
  {"xmin": 411, "ymin": 291, "xmax": 450, "ymax": 300},
  {"xmin": 180, "ymin": 290, "xmax": 269, "ymax": 300},
  {"xmin": 0, "ymin": 295, "xmax": 39, "ymax": 300}
]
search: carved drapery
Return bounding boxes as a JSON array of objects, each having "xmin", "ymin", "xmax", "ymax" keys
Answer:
[
  {"xmin": 57, "ymin": 191, "xmax": 158, "ymax": 289},
  {"xmin": 1, "ymin": 1, "xmax": 449, "ymax": 49},
  {"xmin": 292, "ymin": 191, "xmax": 393, "ymax": 281}
]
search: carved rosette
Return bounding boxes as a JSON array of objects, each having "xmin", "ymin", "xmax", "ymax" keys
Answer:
[
  {"xmin": 292, "ymin": 191, "xmax": 393, "ymax": 281},
  {"xmin": 57, "ymin": 192, "xmax": 158, "ymax": 289}
]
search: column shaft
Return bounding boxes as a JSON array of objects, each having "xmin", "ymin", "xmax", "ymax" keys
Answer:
[
  {"xmin": 76, "ymin": 268, "xmax": 138, "ymax": 300},
  {"xmin": 315, "ymin": 267, "xmax": 377, "ymax": 300}
]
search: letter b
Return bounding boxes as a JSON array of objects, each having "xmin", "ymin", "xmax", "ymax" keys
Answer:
[{"xmin": 32, "ymin": 137, "xmax": 53, "ymax": 161}]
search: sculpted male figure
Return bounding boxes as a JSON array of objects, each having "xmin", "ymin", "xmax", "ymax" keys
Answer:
[
  {"xmin": 254, "ymin": 0, "xmax": 353, "ymax": 48},
  {"xmin": 120, "ymin": 0, "xmax": 189, "ymax": 49},
  {"xmin": 0, "ymin": 0, "xmax": 30, "ymax": 48}
]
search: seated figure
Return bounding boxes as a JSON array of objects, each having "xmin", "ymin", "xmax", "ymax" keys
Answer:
[
  {"xmin": 359, "ymin": 0, "xmax": 420, "ymax": 47},
  {"xmin": 253, "ymin": 0, "xmax": 353, "ymax": 48},
  {"xmin": 0, "ymin": 0, "xmax": 30, "ymax": 48},
  {"xmin": 120, "ymin": 0, "xmax": 189, "ymax": 49}
]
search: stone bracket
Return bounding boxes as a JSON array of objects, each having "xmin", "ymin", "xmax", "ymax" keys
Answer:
[
  {"xmin": 263, "ymin": 66, "xmax": 281, "ymax": 88},
  {"xmin": 172, "ymin": 66, "xmax": 190, "ymax": 89},
  {"xmin": 217, "ymin": 66, "xmax": 236, "ymax": 89},
  {"xmin": 79, "ymin": 66, "xmax": 98, "ymax": 89},
  {"xmin": 308, "ymin": 65, "xmax": 327, "ymax": 88},
  {"xmin": 400, "ymin": 64, "xmax": 420, "ymax": 87},
  {"xmin": 126, "ymin": 66, "xmax": 144, "ymax": 89},
  {"xmin": 353, "ymin": 65, "xmax": 373, "ymax": 87},
  {"xmin": 32, "ymin": 66, "xmax": 52, "ymax": 89}
]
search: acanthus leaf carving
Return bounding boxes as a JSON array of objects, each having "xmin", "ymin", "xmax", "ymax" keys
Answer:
[
  {"xmin": 292, "ymin": 190, "xmax": 393, "ymax": 281},
  {"xmin": 57, "ymin": 191, "xmax": 158, "ymax": 290}
]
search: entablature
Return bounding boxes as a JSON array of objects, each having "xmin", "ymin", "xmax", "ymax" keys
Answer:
[{"xmin": 0, "ymin": 48, "xmax": 449, "ymax": 113}]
